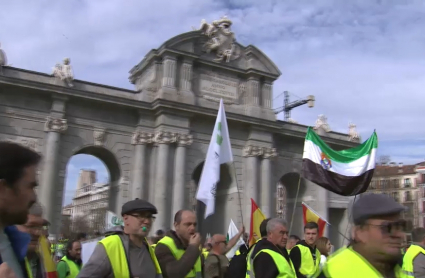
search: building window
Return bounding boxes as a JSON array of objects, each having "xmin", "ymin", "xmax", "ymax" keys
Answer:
[
  {"xmin": 391, "ymin": 179, "xmax": 399, "ymax": 189},
  {"xmin": 370, "ymin": 180, "xmax": 376, "ymax": 190},
  {"xmin": 404, "ymin": 178, "xmax": 412, "ymax": 188},
  {"xmin": 392, "ymin": 192, "xmax": 399, "ymax": 203}
]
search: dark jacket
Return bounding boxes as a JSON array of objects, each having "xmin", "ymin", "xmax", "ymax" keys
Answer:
[
  {"xmin": 155, "ymin": 230, "xmax": 202, "ymax": 278},
  {"xmin": 251, "ymin": 239, "xmax": 291, "ymax": 278},
  {"xmin": 0, "ymin": 226, "xmax": 32, "ymax": 278},
  {"xmin": 289, "ymin": 240, "xmax": 318, "ymax": 278}
]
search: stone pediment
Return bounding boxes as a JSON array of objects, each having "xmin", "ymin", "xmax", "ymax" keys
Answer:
[{"xmin": 129, "ymin": 31, "xmax": 281, "ymax": 83}]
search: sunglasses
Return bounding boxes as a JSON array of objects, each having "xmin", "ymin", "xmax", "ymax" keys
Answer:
[{"xmin": 366, "ymin": 220, "xmax": 406, "ymax": 235}]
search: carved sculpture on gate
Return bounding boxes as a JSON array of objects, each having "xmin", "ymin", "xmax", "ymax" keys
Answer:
[
  {"xmin": 0, "ymin": 42, "xmax": 8, "ymax": 74},
  {"xmin": 44, "ymin": 117, "xmax": 68, "ymax": 133},
  {"xmin": 314, "ymin": 114, "xmax": 331, "ymax": 132},
  {"xmin": 52, "ymin": 58, "xmax": 74, "ymax": 87},
  {"xmin": 348, "ymin": 123, "xmax": 360, "ymax": 142},
  {"xmin": 198, "ymin": 16, "xmax": 241, "ymax": 63},
  {"xmin": 94, "ymin": 128, "xmax": 106, "ymax": 146}
]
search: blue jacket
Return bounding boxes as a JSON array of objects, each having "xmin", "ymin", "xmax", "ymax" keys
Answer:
[{"xmin": 0, "ymin": 226, "xmax": 32, "ymax": 277}]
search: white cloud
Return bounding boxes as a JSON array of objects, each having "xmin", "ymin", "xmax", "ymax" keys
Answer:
[{"xmin": 1, "ymin": 0, "xmax": 424, "ymax": 168}]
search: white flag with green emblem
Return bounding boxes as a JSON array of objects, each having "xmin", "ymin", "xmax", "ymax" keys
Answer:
[
  {"xmin": 226, "ymin": 219, "xmax": 245, "ymax": 259},
  {"xmin": 196, "ymin": 99, "xmax": 233, "ymax": 218}
]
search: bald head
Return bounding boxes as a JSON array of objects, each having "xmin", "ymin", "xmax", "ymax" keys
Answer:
[
  {"xmin": 211, "ymin": 234, "xmax": 227, "ymax": 255},
  {"xmin": 174, "ymin": 210, "xmax": 197, "ymax": 242},
  {"xmin": 174, "ymin": 209, "xmax": 195, "ymax": 224}
]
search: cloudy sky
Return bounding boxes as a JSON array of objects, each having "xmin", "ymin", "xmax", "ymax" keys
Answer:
[{"xmin": 1, "ymin": 0, "xmax": 424, "ymax": 205}]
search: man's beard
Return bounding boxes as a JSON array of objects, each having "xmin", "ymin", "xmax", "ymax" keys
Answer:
[{"xmin": 0, "ymin": 210, "xmax": 28, "ymax": 226}]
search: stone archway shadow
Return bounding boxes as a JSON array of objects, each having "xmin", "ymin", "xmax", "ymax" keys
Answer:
[
  {"xmin": 191, "ymin": 161, "xmax": 232, "ymax": 238},
  {"xmin": 72, "ymin": 145, "xmax": 121, "ymax": 213},
  {"xmin": 278, "ymin": 172, "xmax": 307, "ymax": 236}
]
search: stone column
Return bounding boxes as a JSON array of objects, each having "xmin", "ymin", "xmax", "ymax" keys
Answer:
[
  {"xmin": 161, "ymin": 56, "xmax": 177, "ymax": 89},
  {"xmin": 171, "ymin": 134, "xmax": 193, "ymax": 226},
  {"xmin": 261, "ymin": 147, "xmax": 277, "ymax": 217},
  {"xmin": 261, "ymin": 81, "xmax": 273, "ymax": 109},
  {"xmin": 131, "ymin": 130, "xmax": 154, "ymax": 199},
  {"xmin": 40, "ymin": 116, "xmax": 68, "ymax": 224},
  {"xmin": 242, "ymin": 145, "xmax": 262, "ymax": 227},
  {"xmin": 153, "ymin": 131, "xmax": 177, "ymax": 230}
]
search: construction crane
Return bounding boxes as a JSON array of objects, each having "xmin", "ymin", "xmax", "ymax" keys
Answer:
[{"xmin": 274, "ymin": 91, "xmax": 315, "ymax": 121}]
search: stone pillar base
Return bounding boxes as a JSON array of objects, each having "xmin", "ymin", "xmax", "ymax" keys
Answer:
[
  {"xmin": 245, "ymin": 105, "xmax": 262, "ymax": 118},
  {"xmin": 157, "ymin": 87, "xmax": 178, "ymax": 101}
]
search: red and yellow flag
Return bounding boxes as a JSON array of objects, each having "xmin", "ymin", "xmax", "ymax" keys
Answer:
[
  {"xmin": 302, "ymin": 202, "xmax": 328, "ymax": 237},
  {"xmin": 38, "ymin": 235, "xmax": 58, "ymax": 278},
  {"xmin": 249, "ymin": 198, "xmax": 266, "ymax": 246}
]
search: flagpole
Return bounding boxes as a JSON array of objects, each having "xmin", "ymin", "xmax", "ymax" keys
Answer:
[
  {"xmin": 288, "ymin": 175, "xmax": 301, "ymax": 236},
  {"xmin": 231, "ymin": 161, "xmax": 244, "ymax": 225}
]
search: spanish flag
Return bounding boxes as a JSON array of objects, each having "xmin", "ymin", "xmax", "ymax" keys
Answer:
[
  {"xmin": 302, "ymin": 202, "xmax": 329, "ymax": 237},
  {"xmin": 249, "ymin": 198, "xmax": 266, "ymax": 246},
  {"xmin": 38, "ymin": 235, "xmax": 58, "ymax": 278}
]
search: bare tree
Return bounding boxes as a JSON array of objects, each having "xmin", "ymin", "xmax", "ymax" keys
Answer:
[
  {"xmin": 72, "ymin": 215, "xmax": 90, "ymax": 235},
  {"xmin": 61, "ymin": 216, "xmax": 72, "ymax": 239}
]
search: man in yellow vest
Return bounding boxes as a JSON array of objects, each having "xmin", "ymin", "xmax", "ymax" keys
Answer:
[
  {"xmin": 155, "ymin": 210, "xmax": 202, "ymax": 278},
  {"xmin": 78, "ymin": 198, "xmax": 162, "ymax": 278},
  {"xmin": 56, "ymin": 239, "xmax": 82, "ymax": 278},
  {"xmin": 245, "ymin": 218, "xmax": 271, "ymax": 277},
  {"xmin": 289, "ymin": 222, "xmax": 321, "ymax": 278},
  {"xmin": 248, "ymin": 218, "xmax": 295, "ymax": 278},
  {"xmin": 402, "ymin": 227, "xmax": 425, "ymax": 277},
  {"xmin": 319, "ymin": 193, "xmax": 406, "ymax": 278}
]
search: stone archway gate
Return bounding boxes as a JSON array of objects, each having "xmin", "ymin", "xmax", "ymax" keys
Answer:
[{"xmin": 0, "ymin": 24, "xmax": 358, "ymax": 235}]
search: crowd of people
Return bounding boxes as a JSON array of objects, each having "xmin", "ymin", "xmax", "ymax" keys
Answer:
[{"xmin": 1, "ymin": 138, "xmax": 425, "ymax": 278}]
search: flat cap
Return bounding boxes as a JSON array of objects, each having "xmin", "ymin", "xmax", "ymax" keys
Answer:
[
  {"xmin": 121, "ymin": 198, "xmax": 157, "ymax": 216},
  {"xmin": 352, "ymin": 193, "xmax": 406, "ymax": 225}
]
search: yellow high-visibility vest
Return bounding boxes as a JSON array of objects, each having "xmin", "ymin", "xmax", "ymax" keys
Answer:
[
  {"xmin": 99, "ymin": 235, "xmax": 162, "ymax": 278},
  {"xmin": 291, "ymin": 244, "xmax": 321, "ymax": 278},
  {"xmin": 157, "ymin": 236, "xmax": 202, "ymax": 278},
  {"xmin": 253, "ymin": 249, "xmax": 295, "ymax": 278},
  {"xmin": 60, "ymin": 256, "xmax": 81, "ymax": 278},
  {"xmin": 323, "ymin": 246, "xmax": 403, "ymax": 278},
  {"xmin": 402, "ymin": 244, "xmax": 425, "ymax": 277}
]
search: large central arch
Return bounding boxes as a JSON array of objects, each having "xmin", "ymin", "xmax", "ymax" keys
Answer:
[{"xmin": 191, "ymin": 161, "xmax": 235, "ymax": 237}]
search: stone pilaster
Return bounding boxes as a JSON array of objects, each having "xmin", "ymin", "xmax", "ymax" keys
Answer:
[
  {"xmin": 246, "ymin": 77, "xmax": 260, "ymax": 106},
  {"xmin": 242, "ymin": 145, "xmax": 263, "ymax": 227},
  {"xmin": 178, "ymin": 59, "xmax": 195, "ymax": 104},
  {"xmin": 131, "ymin": 130, "xmax": 154, "ymax": 199},
  {"xmin": 153, "ymin": 131, "xmax": 178, "ymax": 230},
  {"xmin": 161, "ymin": 56, "xmax": 177, "ymax": 89},
  {"xmin": 171, "ymin": 133, "xmax": 193, "ymax": 227},
  {"xmin": 40, "ymin": 116, "xmax": 67, "ymax": 225},
  {"xmin": 261, "ymin": 81, "xmax": 273, "ymax": 109},
  {"xmin": 261, "ymin": 147, "xmax": 277, "ymax": 217}
]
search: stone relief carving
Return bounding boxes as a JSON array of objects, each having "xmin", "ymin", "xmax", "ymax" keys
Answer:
[
  {"xmin": 131, "ymin": 130, "xmax": 154, "ymax": 145},
  {"xmin": 51, "ymin": 58, "xmax": 74, "ymax": 87},
  {"xmin": 177, "ymin": 134, "xmax": 193, "ymax": 146},
  {"xmin": 44, "ymin": 117, "xmax": 68, "ymax": 133},
  {"xmin": 198, "ymin": 16, "xmax": 241, "ymax": 63},
  {"xmin": 153, "ymin": 131, "xmax": 178, "ymax": 144},
  {"xmin": 94, "ymin": 128, "xmax": 106, "ymax": 146},
  {"xmin": 348, "ymin": 123, "xmax": 360, "ymax": 142},
  {"xmin": 243, "ymin": 145, "xmax": 278, "ymax": 158},
  {"xmin": 314, "ymin": 114, "xmax": 331, "ymax": 132},
  {"xmin": 287, "ymin": 118, "xmax": 298, "ymax": 124},
  {"xmin": 242, "ymin": 145, "xmax": 263, "ymax": 157},
  {"xmin": 263, "ymin": 147, "xmax": 278, "ymax": 159}
]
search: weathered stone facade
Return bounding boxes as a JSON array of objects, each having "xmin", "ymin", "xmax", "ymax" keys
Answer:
[{"xmin": 0, "ymin": 28, "xmax": 357, "ymax": 248}]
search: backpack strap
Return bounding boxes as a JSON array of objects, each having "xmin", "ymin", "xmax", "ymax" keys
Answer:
[{"xmin": 210, "ymin": 254, "xmax": 222, "ymax": 278}]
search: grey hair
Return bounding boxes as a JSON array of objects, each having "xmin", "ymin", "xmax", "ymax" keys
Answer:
[
  {"xmin": 29, "ymin": 202, "xmax": 43, "ymax": 217},
  {"xmin": 266, "ymin": 218, "xmax": 288, "ymax": 233}
]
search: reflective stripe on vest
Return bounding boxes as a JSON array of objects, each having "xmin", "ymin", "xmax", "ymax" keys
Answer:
[
  {"xmin": 253, "ymin": 249, "xmax": 296, "ymax": 278},
  {"xmin": 100, "ymin": 235, "xmax": 162, "ymax": 278},
  {"xmin": 402, "ymin": 244, "xmax": 425, "ymax": 277},
  {"xmin": 245, "ymin": 242, "xmax": 258, "ymax": 278},
  {"xmin": 60, "ymin": 255, "xmax": 81, "ymax": 278},
  {"xmin": 24, "ymin": 257, "xmax": 34, "ymax": 278},
  {"xmin": 294, "ymin": 244, "xmax": 321, "ymax": 278},
  {"xmin": 323, "ymin": 246, "xmax": 403, "ymax": 278},
  {"xmin": 158, "ymin": 236, "xmax": 202, "ymax": 278}
]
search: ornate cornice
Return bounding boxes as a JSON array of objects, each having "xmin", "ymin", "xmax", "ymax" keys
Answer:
[
  {"xmin": 131, "ymin": 130, "xmax": 154, "ymax": 145},
  {"xmin": 44, "ymin": 117, "xmax": 67, "ymax": 133},
  {"xmin": 263, "ymin": 147, "xmax": 278, "ymax": 159}
]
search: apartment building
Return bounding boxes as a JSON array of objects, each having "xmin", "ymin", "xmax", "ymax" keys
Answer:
[{"xmin": 367, "ymin": 162, "xmax": 425, "ymax": 232}]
